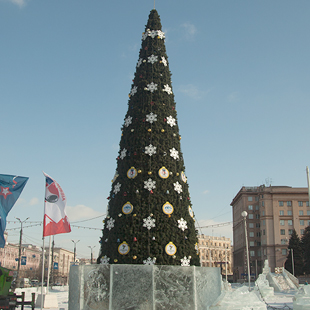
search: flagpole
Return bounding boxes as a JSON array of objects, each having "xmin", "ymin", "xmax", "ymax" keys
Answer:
[
  {"xmin": 40, "ymin": 237, "xmax": 45, "ymax": 310},
  {"xmin": 46, "ymin": 236, "xmax": 52, "ymax": 294}
]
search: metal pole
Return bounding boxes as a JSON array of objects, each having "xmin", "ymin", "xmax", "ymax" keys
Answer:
[
  {"xmin": 241, "ymin": 211, "xmax": 251, "ymax": 290},
  {"xmin": 88, "ymin": 246, "xmax": 96, "ymax": 264},
  {"xmin": 16, "ymin": 217, "xmax": 29, "ymax": 287},
  {"xmin": 291, "ymin": 248, "xmax": 295, "ymax": 276},
  {"xmin": 225, "ymin": 246, "xmax": 228, "ymax": 282},
  {"xmin": 72, "ymin": 240, "xmax": 80, "ymax": 262}
]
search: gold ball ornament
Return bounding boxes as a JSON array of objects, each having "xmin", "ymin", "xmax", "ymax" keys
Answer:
[
  {"xmin": 148, "ymin": 171, "xmax": 152, "ymax": 175},
  {"xmin": 114, "ymin": 259, "xmax": 118, "ymax": 262},
  {"xmin": 138, "ymin": 170, "xmax": 142, "ymax": 173},
  {"xmin": 179, "ymin": 136, "xmax": 181, "ymax": 140},
  {"xmin": 133, "ymin": 255, "xmax": 137, "ymax": 259},
  {"xmin": 161, "ymin": 129, "xmax": 165, "ymax": 132},
  {"xmin": 176, "ymin": 173, "xmax": 179, "ymax": 176},
  {"xmin": 133, "ymin": 214, "xmax": 137, "ymax": 217},
  {"xmin": 148, "ymin": 128, "xmax": 152, "ymax": 132}
]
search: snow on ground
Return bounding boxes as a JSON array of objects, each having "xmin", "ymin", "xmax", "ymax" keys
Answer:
[{"xmin": 14, "ymin": 283, "xmax": 299, "ymax": 309}]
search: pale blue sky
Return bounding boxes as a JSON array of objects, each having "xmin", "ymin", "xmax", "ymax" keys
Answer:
[{"xmin": 1, "ymin": 0, "xmax": 310, "ymax": 259}]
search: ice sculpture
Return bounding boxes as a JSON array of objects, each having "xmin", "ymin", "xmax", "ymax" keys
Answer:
[
  {"xmin": 255, "ymin": 273, "xmax": 274, "ymax": 298},
  {"xmin": 69, "ymin": 264, "xmax": 221, "ymax": 310},
  {"xmin": 293, "ymin": 285, "xmax": 310, "ymax": 310}
]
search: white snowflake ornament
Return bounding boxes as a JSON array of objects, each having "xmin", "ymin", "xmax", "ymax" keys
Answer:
[
  {"xmin": 180, "ymin": 256, "xmax": 191, "ymax": 267},
  {"xmin": 144, "ymin": 178, "xmax": 156, "ymax": 191},
  {"xmin": 137, "ymin": 58, "xmax": 143, "ymax": 67},
  {"xmin": 146, "ymin": 82, "xmax": 158, "ymax": 93},
  {"xmin": 163, "ymin": 84, "xmax": 172, "ymax": 95},
  {"xmin": 173, "ymin": 181, "xmax": 183, "ymax": 194},
  {"xmin": 120, "ymin": 148, "xmax": 127, "ymax": 160},
  {"xmin": 130, "ymin": 86, "xmax": 137, "ymax": 96},
  {"xmin": 143, "ymin": 216, "xmax": 156, "ymax": 230},
  {"xmin": 143, "ymin": 257, "xmax": 156, "ymax": 265},
  {"xmin": 157, "ymin": 30, "xmax": 165, "ymax": 39},
  {"xmin": 113, "ymin": 182, "xmax": 121, "ymax": 194},
  {"xmin": 100, "ymin": 255, "xmax": 110, "ymax": 264},
  {"xmin": 177, "ymin": 218, "xmax": 188, "ymax": 231},
  {"xmin": 170, "ymin": 148, "xmax": 179, "ymax": 160},
  {"xmin": 161, "ymin": 56, "xmax": 167, "ymax": 66},
  {"xmin": 167, "ymin": 116, "xmax": 176, "ymax": 127},
  {"xmin": 106, "ymin": 218, "xmax": 115, "ymax": 231},
  {"xmin": 148, "ymin": 54, "xmax": 158, "ymax": 64},
  {"xmin": 145, "ymin": 144, "xmax": 157, "ymax": 156},
  {"xmin": 146, "ymin": 112, "xmax": 157, "ymax": 123},
  {"xmin": 124, "ymin": 116, "xmax": 132, "ymax": 127}
]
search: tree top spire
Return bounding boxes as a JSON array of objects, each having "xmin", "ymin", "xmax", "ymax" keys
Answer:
[{"xmin": 145, "ymin": 9, "xmax": 162, "ymax": 31}]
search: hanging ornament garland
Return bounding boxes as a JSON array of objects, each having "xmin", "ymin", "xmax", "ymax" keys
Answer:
[
  {"xmin": 118, "ymin": 242, "xmax": 130, "ymax": 255},
  {"xmin": 111, "ymin": 170, "xmax": 119, "ymax": 183},
  {"xmin": 122, "ymin": 202, "xmax": 133, "ymax": 214},
  {"xmin": 165, "ymin": 242, "xmax": 177, "ymax": 256},
  {"xmin": 127, "ymin": 167, "xmax": 138, "ymax": 179},
  {"xmin": 158, "ymin": 166, "xmax": 169, "ymax": 179}
]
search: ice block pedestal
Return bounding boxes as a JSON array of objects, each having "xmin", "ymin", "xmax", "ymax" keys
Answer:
[{"xmin": 69, "ymin": 264, "xmax": 221, "ymax": 310}]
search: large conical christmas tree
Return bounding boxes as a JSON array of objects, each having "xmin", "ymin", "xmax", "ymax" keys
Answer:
[{"xmin": 98, "ymin": 9, "xmax": 200, "ymax": 266}]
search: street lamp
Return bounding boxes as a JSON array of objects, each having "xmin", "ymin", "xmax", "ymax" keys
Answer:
[
  {"xmin": 88, "ymin": 246, "xmax": 96, "ymax": 264},
  {"xmin": 241, "ymin": 211, "xmax": 251, "ymax": 291},
  {"xmin": 16, "ymin": 217, "xmax": 29, "ymax": 287},
  {"xmin": 71, "ymin": 240, "xmax": 80, "ymax": 262}
]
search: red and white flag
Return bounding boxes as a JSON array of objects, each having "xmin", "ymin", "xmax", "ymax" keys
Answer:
[{"xmin": 43, "ymin": 172, "xmax": 71, "ymax": 237}]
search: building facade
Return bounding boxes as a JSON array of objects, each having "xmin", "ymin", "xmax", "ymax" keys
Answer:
[
  {"xmin": 231, "ymin": 185, "xmax": 310, "ymax": 280},
  {"xmin": 198, "ymin": 234, "xmax": 233, "ymax": 276}
]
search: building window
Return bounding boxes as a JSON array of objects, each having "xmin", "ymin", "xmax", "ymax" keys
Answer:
[
  {"xmin": 280, "ymin": 220, "xmax": 285, "ymax": 226},
  {"xmin": 249, "ymin": 223, "xmax": 254, "ymax": 228},
  {"xmin": 279, "ymin": 210, "xmax": 284, "ymax": 216},
  {"xmin": 248, "ymin": 205, "xmax": 253, "ymax": 210},
  {"xmin": 248, "ymin": 197, "xmax": 253, "ymax": 202},
  {"xmin": 279, "ymin": 201, "xmax": 284, "ymax": 206},
  {"xmin": 282, "ymin": 249, "xmax": 287, "ymax": 255},
  {"xmin": 255, "ymin": 196, "xmax": 259, "ymax": 201},
  {"xmin": 257, "ymin": 250, "xmax": 261, "ymax": 256},
  {"xmin": 307, "ymin": 210, "xmax": 310, "ymax": 215},
  {"xmin": 262, "ymin": 211, "xmax": 265, "ymax": 216},
  {"xmin": 299, "ymin": 210, "xmax": 304, "ymax": 216},
  {"xmin": 281, "ymin": 239, "xmax": 287, "ymax": 244},
  {"xmin": 263, "ymin": 229, "xmax": 266, "ymax": 235},
  {"xmin": 262, "ymin": 220, "xmax": 265, "ymax": 226},
  {"xmin": 287, "ymin": 201, "xmax": 292, "ymax": 206},
  {"xmin": 299, "ymin": 201, "xmax": 303, "ymax": 207},
  {"xmin": 308, "ymin": 220, "xmax": 310, "ymax": 226},
  {"xmin": 301, "ymin": 229, "xmax": 305, "ymax": 235},
  {"xmin": 256, "ymin": 223, "xmax": 260, "ymax": 228},
  {"xmin": 257, "ymin": 232, "xmax": 261, "ymax": 237},
  {"xmin": 250, "ymin": 241, "xmax": 254, "ymax": 247},
  {"xmin": 300, "ymin": 220, "xmax": 304, "ymax": 226},
  {"xmin": 289, "ymin": 229, "xmax": 293, "ymax": 235},
  {"xmin": 257, "ymin": 241, "xmax": 261, "ymax": 246},
  {"xmin": 249, "ymin": 232, "xmax": 254, "ymax": 237},
  {"xmin": 287, "ymin": 210, "xmax": 292, "ymax": 215},
  {"xmin": 307, "ymin": 201, "xmax": 310, "ymax": 207},
  {"xmin": 255, "ymin": 205, "xmax": 259, "ymax": 210},
  {"xmin": 262, "ymin": 201, "xmax": 265, "ymax": 207},
  {"xmin": 288, "ymin": 220, "xmax": 293, "ymax": 226},
  {"xmin": 256, "ymin": 214, "xmax": 260, "ymax": 219},
  {"xmin": 280, "ymin": 229, "xmax": 285, "ymax": 235},
  {"xmin": 249, "ymin": 214, "xmax": 254, "ymax": 219},
  {"xmin": 250, "ymin": 251, "xmax": 255, "ymax": 257}
]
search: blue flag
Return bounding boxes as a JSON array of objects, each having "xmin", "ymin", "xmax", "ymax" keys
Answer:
[{"xmin": 0, "ymin": 174, "xmax": 29, "ymax": 247}]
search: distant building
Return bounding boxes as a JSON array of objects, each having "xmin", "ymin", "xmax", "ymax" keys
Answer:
[
  {"xmin": 0, "ymin": 232, "xmax": 74, "ymax": 284},
  {"xmin": 198, "ymin": 234, "xmax": 233, "ymax": 276},
  {"xmin": 231, "ymin": 185, "xmax": 310, "ymax": 280}
]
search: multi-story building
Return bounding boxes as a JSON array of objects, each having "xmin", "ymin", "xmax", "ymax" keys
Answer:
[
  {"xmin": 231, "ymin": 185, "xmax": 310, "ymax": 280},
  {"xmin": 0, "ymin": 232, "xmax": 74, "ymax": 284},
  {"xmin": 198, "ymin": 234, "xmax": 233, "ymax": 276}
]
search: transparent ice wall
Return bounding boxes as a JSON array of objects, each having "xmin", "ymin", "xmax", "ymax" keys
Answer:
[{"xmin": 69, "ymin": 264, "xmax": 221, "ymax": 310}]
